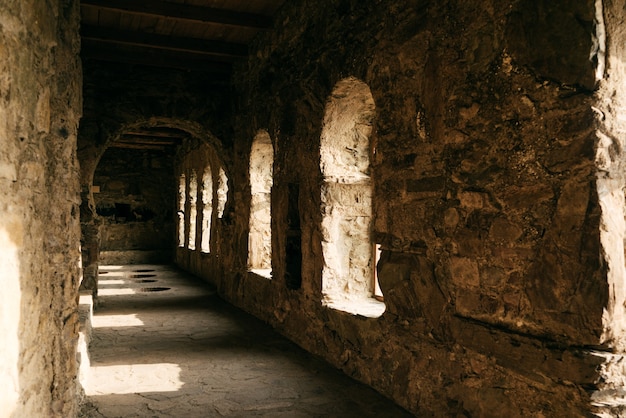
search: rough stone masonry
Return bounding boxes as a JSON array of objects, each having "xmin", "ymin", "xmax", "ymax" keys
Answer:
[
  {"xmin": 5, "ymin": 0, "xmax": 626, "ymax": 416},
  {"xmin": 0, "ymin": 0, "xmax": 82, "ymax": 416}
]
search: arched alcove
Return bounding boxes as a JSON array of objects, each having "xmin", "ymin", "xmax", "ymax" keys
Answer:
[
  {"xmin": 248, "ymin": 130, "xmax": 274, "ymax": 277},
  {"xmin": 174, "ymin": 137, "xmax": 230, "ymax": 274},
  {"xmin": 178, "ymin": 173, "xmax": 186, "ymax": 247},
  {"xmin": 187, "ymin": 170, "xmax": 198, "ymax": 251},
  {"xmin": 200, "ymin": 167, "xmax": 213, "ymax": 253},
  {"xmin": 217, "ymin": 167, "xmax": 229, "ymax": 219},
  {"xmin": 320, "ymin": 77, "xmax": 384, "ymax": 317}
]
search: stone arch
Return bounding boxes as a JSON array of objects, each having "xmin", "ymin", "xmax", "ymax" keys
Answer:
[
  {"xmin": 248, "ymin": 130, "xmax": 274, "ymax": 276},
  {"xmin": 78, "ymin": 116, "xmax": 227, "ymax": 296},
  {"xmin": 80, "ymin": 117, "xmax": 226, "ymax": 240},
  {"xmin": 320, "ymin": 77, "xmax": 384, "ymax": 317},
  {"xmin": 80, "ymin": 117, "xmax": 225, "ymax": 200}
]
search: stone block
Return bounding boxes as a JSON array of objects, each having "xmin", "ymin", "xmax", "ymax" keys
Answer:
[
  {"xmin": 489, "ymin": 218, "xmax": 523, "ymax": 242},
  {"xmin": 458, "ymin": 191, "xmax": 486, "ymax": 209},
  {"xmin": 449, "ymin": 257, "xmax": 480, "ymax": 287},
  {"xmin": 405, "ymin": 176, "xmax": 446, "ymax": 193}
]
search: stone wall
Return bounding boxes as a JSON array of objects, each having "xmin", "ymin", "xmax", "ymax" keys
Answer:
[
  {"xmin": 177, "ymin": 0, "xmax": 609, "ymax": 415},
  {"xmin": 0, "ymin": 0, "xmax": 82, "ymax": 416},
  {"xmin": 175, "ymin": 137, "xmax": 231, "ymax": 279},
  {"xmin": 93, "ymin": 147, "xmax": 175, "ymax": 264}
]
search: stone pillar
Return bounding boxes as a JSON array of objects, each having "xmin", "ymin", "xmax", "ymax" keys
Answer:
[{"xmin": 79, "ymin": 186, "xmax": 101, "ymax": 300}]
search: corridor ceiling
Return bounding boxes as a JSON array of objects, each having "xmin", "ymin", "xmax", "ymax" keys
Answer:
[
  {"xmin": 80, "ymin": 0, "xmax": 287, "ymax": 150},
  {"xmin": 80, "ymin": 0, "xmax": 286, "ymax": 74}
]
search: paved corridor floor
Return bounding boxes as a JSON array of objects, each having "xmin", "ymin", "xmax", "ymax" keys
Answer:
[{"xmin": 79, "ymin": 264, "xmax": 414, "ymax": 417}]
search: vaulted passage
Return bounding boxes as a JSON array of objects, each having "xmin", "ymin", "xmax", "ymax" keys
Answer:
[
  {"xmin": 80, "ymin": 264, "xmax": 411, "ymax": 417},
  {"xmin": 2, "ymin": 0, "xmax": 624, "ymax": 417}
]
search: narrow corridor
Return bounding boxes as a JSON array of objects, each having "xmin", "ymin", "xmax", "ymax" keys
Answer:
[{"xmin": 79, "ymin": 265, "xmax": 413, "ymax": 417}]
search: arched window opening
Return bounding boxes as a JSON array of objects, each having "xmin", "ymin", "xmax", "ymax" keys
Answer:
[
  {"xmin": 248, "ymin": 130, "xmax": 274, "ymax": 278},
  {"xmin": 200, "ymin": 168, "xmax": 213, "ymax": 253},
  {"xmin": 593, "ymin": 0, "xmax": 626, "ymax": 413},
  {"xmin": 217, "ymin": 167, "xmax": 228, "ymax": 219},
  {"xmin": 373, "ymin": 244, "xmax": 383, "ymax": 301},
  {"xmin": 320, "ymin": 77, "xmax": 384, "ymax": 318},
  {"xmin": 187, "ymin": 170, "xmax": 198, "ymax": 250},
  {"xmin": 178, "ymin": 173, "xmax": 186, "ymax": 247}
]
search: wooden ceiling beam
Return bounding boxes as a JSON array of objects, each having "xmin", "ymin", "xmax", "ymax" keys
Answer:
[
  {"xmin": 110, "ymin": 144, "xmax": 171, "ymax": 150},
  {"xmin": 115, "ymin": 137, "xmax": 177, "ymax": 143},
  {"xmin": 81, "ymin": 39, "xmax": 234, "ymax": 73},
  {"xmin": 81, "ymin": 0, "xmax": 272, "ymax": 29},
  {"xmin": 124, "ymin": 130, "xmax": 189, "ymax": 139},
  {"xmin": 117, "ymin": 135, "xmax": 181, "ymax": 145},
  {"xmin": 113, "ymin": 139, "xmax": 179, "ymax": 147},
  {"xmin": 81, "ymin": 25, "xmax": 248, "ymax": 58}
]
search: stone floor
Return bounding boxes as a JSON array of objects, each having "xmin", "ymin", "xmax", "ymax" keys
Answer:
[{"xmin": 79, "ymin": 264, "xmax": 414, "ymax": 417}]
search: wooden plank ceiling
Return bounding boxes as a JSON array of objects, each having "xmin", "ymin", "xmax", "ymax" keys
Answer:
[
  {"xmin": 81, "ymin": 0, "xmax": 286, "ymax": 150},
  {"xmin": 112, "ymin": 127, "xmax": 190, "ymax": 150}
]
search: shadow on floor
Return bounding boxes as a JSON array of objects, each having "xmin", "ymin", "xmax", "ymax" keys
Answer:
[{"xmin": 80, "ymin": 264, "xmax": 414, "ymax": 418}]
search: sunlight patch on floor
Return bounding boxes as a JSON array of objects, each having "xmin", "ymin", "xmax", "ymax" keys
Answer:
[
  {"xmin": 98, "ymin": 279, "xmax": 126, "ymax": 285},
  {"xmin": 97, "ymin": 288, "xmax": 137, "ymax": 296},
  {"xmin": 100, "ymin": 265, "xmax": 124, "ymax": 271},
  {"xmin": 85, "ymin": 363, "xmax": 183, "ymax": 395},
  {"xmin": 92, "ymin": 314, "xmax": 144, "ymax": 328}
]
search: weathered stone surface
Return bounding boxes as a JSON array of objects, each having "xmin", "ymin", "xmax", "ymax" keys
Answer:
[
  {"xmin": 505, "ymin": 0, "xmax": 596, "ymax": 89},
  {"xmin": 80, "ymin": 220, "xmax": 101, "ymax": 297},
  {"xmin": 449, "ymin": 256, "xmax": 481, "ymax": 288},
  {"xmin": 69, "ymin": 0, "xmax": 614, "ymax": 416},
  {"xmin": 405, "ymin": 176, "xmax": 446, "ymax": 193},
  {"xmin": 178, "ymin": 0, "xmax": 605, "ymax": 416},
  {"xmin": 0, "ymin": 0, "xmax": 82, "ymax": 416},
  {"xmin": 579, "ymin": 2, "xmax": 626, "ymax": 413},
  {"xmin": 93, "ymin": 147, "xmax": 175, "ymax": 261}
]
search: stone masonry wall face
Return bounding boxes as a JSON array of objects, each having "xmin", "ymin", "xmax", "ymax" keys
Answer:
[
  {"xmin": 205, "ymin": 0, "xmax": 608, "ymax": 415},
  {"xmin": 93, "ymin": 147, "xmax": 175, "ymax": 254},
  {"xmin": 175, "ymin": 137, "xmax": 231, "ymax": 279},
  {"xmin": 0, "ymin": 0, "xmax": 82, "ymax": 416}
]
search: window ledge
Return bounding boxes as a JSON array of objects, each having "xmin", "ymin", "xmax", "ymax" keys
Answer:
[
  {"xmin": 249, "ymin": 268, "xmax": 272, "ymax": 279},
  {"xmin": 324, "ymin": 297, "xmax": 385, "ymax": 318}
]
